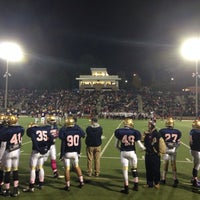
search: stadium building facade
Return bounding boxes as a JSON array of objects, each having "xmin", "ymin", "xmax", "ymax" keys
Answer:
[{"xmin": 76, "ymin": 68, "xmax": 121, "ymax": 91}]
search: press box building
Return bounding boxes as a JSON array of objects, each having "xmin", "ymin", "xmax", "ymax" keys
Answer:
[{"xmin": 76, "ymin": 68, "xmax": 121, "ymax": 91}]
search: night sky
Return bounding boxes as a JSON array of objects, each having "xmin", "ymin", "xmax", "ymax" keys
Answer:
[{"xmin": 0, "ymin": 0, "xmax": 200, "ymax": 90}]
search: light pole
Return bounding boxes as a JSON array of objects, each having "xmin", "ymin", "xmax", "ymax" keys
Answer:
[
  {"xmin": 0, "ymin": 42, "xmax": 23, "ymax": 110},
  {"xmin": 4, "ymin": 60, "xmax": 10, "ymax": 110},
  {"xmin": 181, "ymin": 38, "xmax": 200, "ymax": 119}
]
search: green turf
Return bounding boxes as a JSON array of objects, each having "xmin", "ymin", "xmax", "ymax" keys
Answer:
[{"xmin": 6, "ymin": 117, "xmax": 199, "ymax": 199}]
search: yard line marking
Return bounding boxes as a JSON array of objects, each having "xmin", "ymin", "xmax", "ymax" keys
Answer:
[
  {"xmin": 22, "ymin": 141, "xmax": 32, "ymax": 145},
  {"xmin": 186, "ymin": 158, "xmax": 192, "ymax": 162},
  {"xmin": 98, "ymin": 121, "xmax": 123, "ymax": 157},
  {"xmin": 180, "ymin": 141, "xmax": 190, "ymax": 149}
]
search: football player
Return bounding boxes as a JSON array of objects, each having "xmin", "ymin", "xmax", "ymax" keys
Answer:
[
  {"xmin": 114, "ymin": 118, "xmax": 146, "ymax": 194},
  {"xmin": 40, "ymin": 109, "xmax": 47, "ymax": 125},
  {"xmin": 23, "ymin": 123, "xmax": 54, "ymax": 192},
  {"xmin": 0, "ymin": 115, "xmax": 24, "ymax": 197},
  {"xmin": 43, "ymin": 115, "xmax": 60, "ymax": 178},
  {"xmin": 59, "ymin": 116, "xmax": 85, "ymax": 191},
  {"xmin": 159, "ymin": 117, "xmax": 182, "ymax": 187},
  {"xmin": 189, "ymin": 119, "xmax": 200, "ymax": 188},
  {"xmin": 0, "ymin": 114, "xmax": 6, "ymax": 195}
]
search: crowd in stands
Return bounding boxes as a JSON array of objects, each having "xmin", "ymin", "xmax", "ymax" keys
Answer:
[{"xmin": 0, "ymin": 88, "xmax": 197, "ymax": 119}]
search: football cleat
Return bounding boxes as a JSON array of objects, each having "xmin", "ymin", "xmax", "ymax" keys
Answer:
[
  {"xmin": 120, "ymin": 186, "xmax": 129, "ymax": 194},
  {"xmin": 79, "ymin": 182, "xmax": 84, "ymax": 188},
  {"xmin": 63, "ymin": 186, "xmax": 70, "ymax": 191},
  {"xmin": 193, "ymin": 179, "xmax": 200, "ymax": 188},
  {"xmin": 4, "ymin": 190, "xmax": 11, "ymax": 197},
  {"xmin": 0, "ymin": 186, "xmax": 5, "ymax": 195},
  {"xmin": 38, "ymin": 183, "xmax": 43, "ymax": 190},
  {"xmin": 12, "ymin": 187, "xmax": 20, "ymax": 197},
  {"xmin": 133, "ymin": 185, "xmax": 139, "ymax": 191},
  {"xmin": 120, "ymin": 189, "xmax": 129, "ymax": 194},
  {"xmin": 23, "ymin": 187, "xmax": 34, "ymax": 192},
  {"xmin": 173, "ymin": 179, "xmax": 179, "ymax": 187},
  {"xmin": 53, "ymin": 171, "xmax": 59, "ymax": 178},
  {"xmin": 191, "ymin": 178, "xmax": 200, "ymax": 184}
]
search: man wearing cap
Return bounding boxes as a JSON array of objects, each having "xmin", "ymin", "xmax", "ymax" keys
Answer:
[{"xmin": 85, "ymin": 118, "xmax": 103, "ymax": 177}]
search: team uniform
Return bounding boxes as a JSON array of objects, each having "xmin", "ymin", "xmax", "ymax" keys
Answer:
[
  {"xmin": 189, "ymin": 120, "xmax": 200, "ymax": 188},
  {"xmin": 43, "ymin": 115, "xmax": 60, "ymax": 178},
  {"xmin": 0, "ymin": 115, "xmax": 24, "ymax": 197},
  {"xmin": 24, "ymin": 124, "xmax": 54, "ymax": 192},
  {"xmin": 59, "ymin": 116, "xmax": 85, "ymax": 191},
  {"xmin": 159, "ymin": 118, "xmax": 181, "ymax": 187},
  {"xmin": 40, "ymin": 111, "xmax": 47, "ymax": 125},
  {"xmin": 0, "ymin": 139, "xmax": 6, "ymax": 187},
  {"xmin": 114, "ymin": 118, "xmax": 145, "ymax": 194},
  {"xmin": 34, "ymin": 111, "xmax": 39, "ymax": 124},
  {"xmin": 0, "ymin": 123, "xmax": 6, "ymax": 195}
]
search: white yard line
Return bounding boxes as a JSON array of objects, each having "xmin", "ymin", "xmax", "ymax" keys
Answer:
[
  {"xmin": 22, "ymin": 141, "xmax": 32, "ymax": 145},
  {"xmin": 180, "ymin": 141, "xmax": 190, "ymax": 149}
]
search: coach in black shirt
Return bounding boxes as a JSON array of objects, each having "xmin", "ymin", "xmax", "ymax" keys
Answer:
[{"xmin": 85, "ymin": 118, "xmax": 103, "ymax": 177}]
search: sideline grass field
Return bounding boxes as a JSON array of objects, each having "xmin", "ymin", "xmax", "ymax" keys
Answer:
[{"xmin": 6, "ymin": 117, "xmax": 200, "ymax": 199}]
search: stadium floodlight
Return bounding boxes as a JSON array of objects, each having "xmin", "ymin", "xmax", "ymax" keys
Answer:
[
  {"xmin": 181, "ymin": 37, "xmax": 200, "ymax": 118},
  {"xmin": 0, "ymin": 41, "xmax": 24, "ymax": 109}
]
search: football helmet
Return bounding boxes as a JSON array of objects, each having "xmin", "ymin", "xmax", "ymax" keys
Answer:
[
  {"xmin": 28, "ymin": 122, "xmax": 37, "ymax": 128},
  {"xmin": 0, "ymin": 114, "xmax": 6, "ymax": 124},
  {"xmin": 123, "ymin": 118, "xmax": 134, "ymax": 128},
  {"xmin": 5, "ymin": 115, "xmax": 18, "ymax": 125},
  {"xmin": 47, "ymin": 115, "xmax": 56, "ymax": 125},
  {"xmin": 65, "ymin": 116, "xmax": 75, "ymax": 127},
  {"xmin": 165, "ymin": 117, "xmax": 174, "ymax": 127},
  {"xmin": 192, "ymin": 120, "xmax": 200, "ymax": 129}
]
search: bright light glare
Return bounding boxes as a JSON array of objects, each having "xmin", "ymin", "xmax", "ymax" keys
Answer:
[
  {"xmin": 181, "ymin": 38, "xmax": 200, "ymax": 61},
  {"xmin": 0, "ymin": 42, "xmax": 23, "ymax": 62}
]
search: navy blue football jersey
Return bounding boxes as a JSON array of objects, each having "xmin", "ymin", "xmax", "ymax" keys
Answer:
[
  {"xmin": 43, "ymin": 124, "xmax": 59, "ymax": 143},
  {"xmin": 0, "ymin": 125, "xmax": 24, "ymax": 152},
  {"xmin": 59, "ymin": 125, "xmax": 85, "ymax": 155},
  {"xmin": 114, "ymin": 127, "xmax": 141, "ymax": 151},
  {"xmin": 190, "ymin": 129, "xmax": 200, "ymax": 151},
  {"xmin": 159, "ymin": 128, "xmax": 182, "ymax": 144},
  {"xmin": 27, "ymin": 125, "xmax": 54, "ymax": 153}
]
